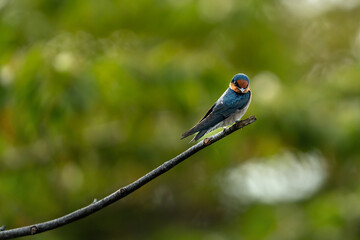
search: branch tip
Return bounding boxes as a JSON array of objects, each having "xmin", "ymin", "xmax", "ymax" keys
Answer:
[{"xmin": 235, "ymin": 115, "xmax": 257, "ymax": 128}]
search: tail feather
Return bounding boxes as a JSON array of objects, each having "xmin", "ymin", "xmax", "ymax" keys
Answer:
[
  {"xmin": 181, "ymin": 128, "xmax": 208, "ymax": 142},
  {"xmin": 193, "ymin": 129, "xmax": 207, "ymax": 142},
  {"xmin": 181, "ymin": 130, "xmax": 193, "ymax": 140},
  {"xmin": 181, "ymin": 125, "xmax": 201, "ymax": 140},
  {"xmin": 181, "ymin": 103, "xmax": 216, "ymax": 140}
]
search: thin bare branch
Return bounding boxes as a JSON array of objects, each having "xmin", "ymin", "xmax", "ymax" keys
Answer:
[{"xmin": 0, "ymin": 115, "xmax": 257, "ymax": 240}]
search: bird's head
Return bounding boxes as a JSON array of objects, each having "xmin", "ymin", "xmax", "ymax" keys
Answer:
[{"xmin": 230, "ymin": 73, "xmax": 250, "ymax": 94}]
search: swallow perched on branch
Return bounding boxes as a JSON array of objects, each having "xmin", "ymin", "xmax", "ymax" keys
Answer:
[{"xmin": 181, "ymin": 73, "xmax": 251, "ymax": 142}]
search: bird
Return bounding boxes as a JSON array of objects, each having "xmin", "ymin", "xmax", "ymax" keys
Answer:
[{"xmin": 181, "ymin": 73, "xmax": 251, "ymax": 142}]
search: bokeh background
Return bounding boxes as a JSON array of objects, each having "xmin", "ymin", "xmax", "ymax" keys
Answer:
[{"xmin": 1, "ymin": 0, "xmax": 360, "ymax": 239}]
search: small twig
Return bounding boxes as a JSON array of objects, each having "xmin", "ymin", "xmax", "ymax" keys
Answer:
[{"xmin": 0, "ymin": 115, "xmax": 256, "ymax": 240}]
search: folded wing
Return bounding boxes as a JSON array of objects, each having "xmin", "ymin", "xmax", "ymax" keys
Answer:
[{"xmin": 181, "ymin": 90, "xmax": 251, "ymax": 141}]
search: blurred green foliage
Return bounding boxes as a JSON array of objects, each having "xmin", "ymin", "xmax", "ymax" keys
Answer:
[{"xmin": 1, "ymin": 0, "xmax": 360, "ymax": 239}]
